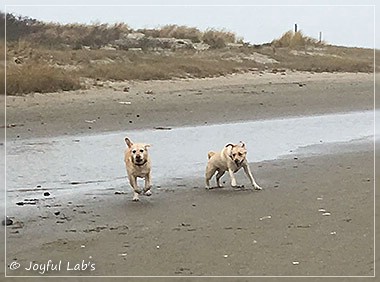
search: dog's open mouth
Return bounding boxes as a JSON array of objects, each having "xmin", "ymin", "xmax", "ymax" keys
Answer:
[{"xmin": 134, "ymin": 159, "xmax": 146, "ymax": 166}]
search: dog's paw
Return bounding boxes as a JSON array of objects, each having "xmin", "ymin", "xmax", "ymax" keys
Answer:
[
  {"xmin": 144, "ymin": 190, "xmax": 152, "ymax": 196},
  {"xmin": 132, "ymin": 195, "xmax": 140, "ymax": 201},
  {"xmin": 253, "ymin": 185, "xmax": 262, "ymax": 190},
  {"xmin": 205, "ymin": 185, "xmax": 211, "ymax": 190}
]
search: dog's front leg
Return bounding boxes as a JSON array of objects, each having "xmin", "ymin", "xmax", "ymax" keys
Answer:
[
  {"xmin": 143, "ymin": 172, "xmax": 152, "ymax": 196},
  {"xmin": 128, "ymin": 175, "xmax": 141, "ymax": 201},
  {"xmin": 243, "ymin": 164, "xmax": 262, "ymax": 190},
  {"xmin": 228, "ymin": 168, "xmax": 238, "ymax": 187}
]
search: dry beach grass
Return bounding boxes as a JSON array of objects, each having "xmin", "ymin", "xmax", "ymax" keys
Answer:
[{"xmin": 2, "ymin": 13, "xmax": 377, "ymax": 95}]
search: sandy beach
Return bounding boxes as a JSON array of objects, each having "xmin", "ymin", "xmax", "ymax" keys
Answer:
[
  {"xmin": 3, "ymin": 71, "xmax": 375, "ymax": 140},
  {"xmin": 0, "ymin": 71, "xmax": 377, "ymax": 280}
]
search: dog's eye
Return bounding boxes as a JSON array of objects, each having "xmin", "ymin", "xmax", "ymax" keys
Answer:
[
  {"xmin": 238, "ymin": 153, "xmax": 243, "ymax": 156},
  {"xmin": 132, "ymin": 150, "xmax": 137, "ymax": 154},
  {"xmin": 139, "ymin": 149, "xmax": 144, "ymax": 153},
  {"xmin": 232, "ymin": 153, "xmax": 236, "ymax": 157}
]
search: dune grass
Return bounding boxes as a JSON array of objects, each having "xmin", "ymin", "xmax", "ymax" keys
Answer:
[
  {"xmin": 76, "ymin": 52, "xmax": 257, "ymax": 81},
  {"xmin": 272, "ymin": 30, "xmax": 322, "ymax": 48},
  {"xmin": 6, "ymin": 62, "xmax": 81, "ymax": 95},
  {"xmin": 138, "ymin": 25, "xmax": 203, "ymax": 43},
  {"xmin": 2, "ymin": 13, "xmax": 376, "ymax": 95},
  {"xmin": 5, "ymin": 44, "xmax": 375, "ymax": 95},
  {"xmin": 202, "ymin": 29, "xmax": 238, "ymax": 48}
]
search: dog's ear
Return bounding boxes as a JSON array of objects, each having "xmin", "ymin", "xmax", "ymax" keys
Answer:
[
  {"xmin": 239, "ymin": 141, "xmax": 246, "ymax": 148},
  {"xmin": 125, "ymin": 137, "xmax": 133, "ymax": 148},
  {"xmin": 144, "ymin": 144, "xmax": 151, "ymax": 150},
  {"xmin": 225, "ymin": 143, "xmax": 235, "ymax": 148}
]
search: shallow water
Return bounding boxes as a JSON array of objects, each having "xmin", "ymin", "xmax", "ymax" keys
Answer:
[{"xmin": 4, "ymin": 110, "xmax": 376, "ymax": 208}]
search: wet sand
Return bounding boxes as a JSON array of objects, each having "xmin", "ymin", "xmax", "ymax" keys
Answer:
[
  {"xmin": 0, "ymin": 71, "xmax": 377, "ymax": 279},
  {"xmin": 3, "ymin": 71, "xmax": 375, "ymax": 140},
  {"xmin": 2, "ymin": 146, "xmax": 376, "ymax": 277}
]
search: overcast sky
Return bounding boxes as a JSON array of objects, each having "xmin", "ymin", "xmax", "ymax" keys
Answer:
[{"xmin": 3, "ymin": 0, "xmax": 377, "ymax": 48}]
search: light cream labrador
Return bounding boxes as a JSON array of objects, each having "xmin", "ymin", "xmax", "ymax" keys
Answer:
[
  {"xmin": 124, "ymin": 137, "xmax": 152, "ymax": 201},
  {"xmin": 205, "ymin": 141, "xmax": 262, "ymax": 190}
]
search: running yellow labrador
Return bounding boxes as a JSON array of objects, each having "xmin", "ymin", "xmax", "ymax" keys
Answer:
[
  {"xmin": 205, "ymin": 141, "xmax": 262, "ymax": 190},
  {"xmin": 124, "ymin": 137, "xmax": 152, "ymax": 201}
]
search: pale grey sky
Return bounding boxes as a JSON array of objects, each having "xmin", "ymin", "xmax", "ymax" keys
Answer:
[{"xmin": 3, "ymin": 0, "xmax": 378, "ymax": 48}]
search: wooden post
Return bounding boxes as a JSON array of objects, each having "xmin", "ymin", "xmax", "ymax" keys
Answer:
[
  {"xmin": 319, "ymin": 32, "xmax": 322, "ymax": 42},
  {"xmin": 294, "ymin": 23, "xmax": 298, "ymax": 33}
]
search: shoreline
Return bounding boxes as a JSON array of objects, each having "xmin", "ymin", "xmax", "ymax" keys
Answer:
[
  {"xmin": 3, "ymin": 108, "xmax": 375, "ymax": 143},
  {"xmin": 2, "ymin": 71, "xmax": 375, "ymax": 140}
]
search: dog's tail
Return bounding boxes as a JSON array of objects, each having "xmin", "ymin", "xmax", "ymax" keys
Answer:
[{"xmin": 207, "ymin": 151, "xmax": 216, "ymax": 159}]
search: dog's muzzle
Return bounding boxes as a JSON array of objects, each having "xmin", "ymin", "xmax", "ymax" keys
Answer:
[{"xmin": 134, "ymin": 158, "xmax": 147, "ymax": 166}]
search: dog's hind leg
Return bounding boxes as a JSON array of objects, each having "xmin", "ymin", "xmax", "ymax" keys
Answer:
[
  {"xmin": 215, "ymin": 170, "xmax": 225, "ymax": 188},
  {"xmin": 205, "ymin": 166, "xmax": 217, "ymax": 189}
]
